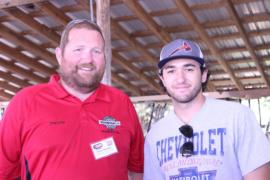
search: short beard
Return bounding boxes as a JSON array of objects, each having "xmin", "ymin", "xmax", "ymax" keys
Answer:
[
  {"xmin": 57, "ymin": 66, "xmax": 103, "ymax": 94},
  {"xmin": 167, "ymin": 85, "xmax": 202, "ymax": 104}
]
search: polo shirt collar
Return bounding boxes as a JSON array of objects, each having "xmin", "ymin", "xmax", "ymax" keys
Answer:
[{"xmin": 49, "ymin": 74, "xmax": 111, "ymax": 102}]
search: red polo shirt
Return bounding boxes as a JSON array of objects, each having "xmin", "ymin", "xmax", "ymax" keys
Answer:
[{"xmin": 0, "ymin": 74, "xmax": 144, "ymax": 180}]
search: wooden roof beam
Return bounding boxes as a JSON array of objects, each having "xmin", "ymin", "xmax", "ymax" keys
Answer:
[
  {"xmin": 0, "ymin": 90, "xmax": 13, "ymax": 101},
  {"xmin": 116, "ymin": 1, "xmax": 258, "ymax": 23},
  {"xmin": 0, "ymin": 43, "xmax": 54, "ymax": 76},
  {"xmin": 173, "ymin": 0, "xmax": 244, "ymax": 90},
  {"xmin": 122, "ymin": 0, "xmax": 171, "ymax": 43},
  {"xmin": 4, "ymin": 7, "xmax": 60, "ymax": 46},
  {"xmin": 112, "ymin": 52, "xmax": 163, "ymax": 94},
  {"xmin": 131, "ymin": 88, "xmax": 270, "ymax": 102},
  {"xmin": 0, "ymin": 0, "xmax": 45, "ymax": 9},
  {"xmin": 131, "ymin": 14, "xmax": 270, "ymax": 40},
  {"xmin": 110, "ymin": 20, "xmax": 157, "ymax": 64},
  {"xmin": 0, "ymin": 59, "xmax": 47, "ymax": 84},
  {"xmin": 212, "ymin": 76, "xmax": 268, "ymax": 86},
  {"xmin": 0, "ymin": 81, "xmax": 20, "ymax": 94},
  {"xmin": 0, "ymin": 71, "xmax": 31, "ymax": 88},
  {"xmin": 111, "ymin": 74, "xmax": 142, "ymax": 96},
  {"xmin": 37, "ymin": 1, "xmax": 70, "ymax": 25},
  {"xmin": 0, "ymin": 23, "xmax": 57, "ymax": 67},
  {"xmin": 225, "ymin": 0, "xmax": 270, "ymax": 87}
]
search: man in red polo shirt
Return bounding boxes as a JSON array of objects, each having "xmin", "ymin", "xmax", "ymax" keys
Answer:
[{"xmin": 0, "ymin": 19, "xmax": 144, "ymax": 180}]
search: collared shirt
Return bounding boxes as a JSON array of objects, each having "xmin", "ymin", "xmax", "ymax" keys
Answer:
[{"xmin": 0, "ymin": 74, "xmax": 144, "ymax": 180}]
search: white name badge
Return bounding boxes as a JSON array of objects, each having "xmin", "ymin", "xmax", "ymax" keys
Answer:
[{"xmin": 90, "ymin": 137, "xmax": 118, "ymax": 160}]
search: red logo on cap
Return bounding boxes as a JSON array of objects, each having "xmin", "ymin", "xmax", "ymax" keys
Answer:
[{"xmin": 169, "ymin": 42, "xmax": 191, "ymax": 57}]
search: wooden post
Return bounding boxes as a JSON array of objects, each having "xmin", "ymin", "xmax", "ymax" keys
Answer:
[{"xmin": 96, "ymin": 0, "xmax": 111, "ymax": 85}]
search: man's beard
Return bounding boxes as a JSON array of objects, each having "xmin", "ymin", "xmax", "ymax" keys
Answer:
[
  {"xmin": 166, "ymin": 84, "xmax": 202, "ymax": 104},
  {"xmin": 58, "ymin": 63, "xmax": 104, "ymax": 93}
]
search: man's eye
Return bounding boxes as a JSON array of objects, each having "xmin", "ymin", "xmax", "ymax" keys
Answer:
[
  {"xmin": 74, "ymin": 48, "xmax": 82, "ymax": 52},
  {"xmin": 186, "ymin": 68, "xmax": 194, "ymax": 72},
  {"xmin": 166, "ymin": 69, "xmax": 175, "ymax": 74},
  {"xmin": 92, "ymin": 49, "xmax": 102, "ymax": 54}
]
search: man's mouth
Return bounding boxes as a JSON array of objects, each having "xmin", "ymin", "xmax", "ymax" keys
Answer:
[{"xmin": 77, "ymin": 64, "xmax": 95, "ymax": 71}]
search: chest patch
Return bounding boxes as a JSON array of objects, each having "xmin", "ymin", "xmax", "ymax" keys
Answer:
[{"xmin": 99, "ymin": 116, "xmax": 121, "ymax": 130}]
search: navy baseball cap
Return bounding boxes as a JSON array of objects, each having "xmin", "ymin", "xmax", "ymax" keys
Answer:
[{"xmin": 158, "ymin": 39, "xmax": 205, "ymax": 69}]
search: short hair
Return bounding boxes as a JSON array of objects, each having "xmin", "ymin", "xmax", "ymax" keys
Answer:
[{"xmin": 59, "ymin": 19, "xmax": 104, "ymax": 54}]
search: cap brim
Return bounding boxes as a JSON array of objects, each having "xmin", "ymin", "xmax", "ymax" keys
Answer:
[{"xmin": 158, "ymin": 55, "xmax": 205, "ymax": 69}]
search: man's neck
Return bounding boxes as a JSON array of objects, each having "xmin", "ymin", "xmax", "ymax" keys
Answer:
[
  {"xmin": 173, "ymin": 94, "xmax": 206, "ymax": 124},
  {"xmin": 60, "ymin": 80, "xmax": 94, "ymax": 101}
]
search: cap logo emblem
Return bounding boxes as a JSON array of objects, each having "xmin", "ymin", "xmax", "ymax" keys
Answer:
[{"xmin": 169, "ymin": 42, "xmax": 191, "ymax": 57}]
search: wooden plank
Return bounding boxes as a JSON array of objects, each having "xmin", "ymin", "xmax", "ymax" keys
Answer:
[
  {"xmin": 96, "ymin": 0, "xmax": 112, "ymax": 85},
  {"xmin": 173, "ymin": 0, "xmax": 244, "ymax": 90},
  {"xmin": 0, "ymin": 0, "xmax": 45, "ymax": 9},
  {"xmin": 0, "ymin": 90, "xmax": 13, "ymax": 101},
  {"xmin": 123, "ymin": 0, "xmax": 171, "ymax": 43},
  {"xmin": 111, "ymin": 75, "xmax": 141, "ymax": 96},
  {"xmin": 5, "ymin": 7, "xmax": 60, "ymax": 46},
  {"xmin": 131, "ymin": 89, "xmax": 270, "ymax": 102},
  {"xmin": 0, "ymin": 43, "xmax": 54, "ymax": 76},
  {"xmin": 0, "ymin": 23, "xmax": 57, "ymax": 67},
  {"xmin": 0, "ymin": 59, "xmax": 47, "ymax": 84}
]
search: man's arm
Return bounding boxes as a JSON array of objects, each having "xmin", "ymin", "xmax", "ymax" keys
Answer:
[
  {"xmin": 244, "ymin": 162, "xmax": 270, "ymax": 180},
  {"xmin": 129, "ymin": 172, "xmax": 143, "ymax": 180}
]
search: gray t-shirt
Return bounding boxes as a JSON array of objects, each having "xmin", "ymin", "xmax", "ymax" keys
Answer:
[{"xmin": 144, "ymin": 97, "xmax": 270, "ymax": 180}]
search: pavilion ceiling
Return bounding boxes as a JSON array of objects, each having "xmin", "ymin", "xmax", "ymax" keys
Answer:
[{"xmin": 0, "ymin": 0, "xmax": 270, "ymax": 101}]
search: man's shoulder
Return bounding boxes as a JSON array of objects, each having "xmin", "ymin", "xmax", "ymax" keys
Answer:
[
  {"xmin": 100, "ymin": 83, "xmax": 130, "ymax": 99},
  {"xmin": 14, "ymin": 83, "xmax": 50, "ymax": 100},
  {"xmin": 206, "ymin": 97, "xmax": 248, "ymax": 110}
]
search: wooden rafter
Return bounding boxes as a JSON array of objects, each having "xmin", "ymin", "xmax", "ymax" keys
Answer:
[
  {"xmin": 173, "ymin": 0, "xmax": 244, "ymax": 90},
  {"xmin": 122, "ymin": 0, "xmax": 171, "ymax": 43},
  {"xmin": 111, "ymin": 75, "xmax": 141, "ymax": 96},
  {"xmin": 0, "ymin": 0, "xmax": 269, "ymax": 99},
  {"xmin": 131, "ymin": 88, "xmax": 270, "ymax": 102},
  {"xmin": 0, "ymin": 81, "xmax": 20, "ymax": 93},
  {"xmin": 0, "ymin": 23, "xmax": 57, "ymax": 67},
  {"xmin": 0, "ymin": 0, "xmax": 45, "ymax": 8},
  {"xmin": 0, "ymin": 59, "xmax": 47, "ymax": 84},
  {"xmin": 0, "ymin": 43, "xmax": 53, "ymax": 76},
  {"xmin": 225, "ymin": 0, "xmax": 270, "ymax": 87},
  {"xmin": 0, "ymin": 71, "xmax": 31, "ymax": 88},
  {"xmin": 0, "ymin": 90, "xmax": 13, "ymax": 101},
  {"xmin": 112, "ymin": 52, "xmax": 162, "ymax": 93},
  {"xmin": 4, "ymin": 7, "xmax": 59, "ymax": 46}
]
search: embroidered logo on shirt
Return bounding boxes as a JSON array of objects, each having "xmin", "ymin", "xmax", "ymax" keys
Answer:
[
  {"xmin": 99, "ymin": 116, "xmax": 121, "ymax": 130},
  {"xmin": 169, "ymin": 167, "xmax": 216, "ymax": 180}
]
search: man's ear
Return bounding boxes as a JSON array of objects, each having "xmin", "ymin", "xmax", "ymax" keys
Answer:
[
  {"xmin": 55, "ymin": 47, "xmax": 63, "ymax": 65},
  {"xmin": 159, "ymin": 73, "xmax": 165, "ymax": 85},
  {"xmin": 201, "ymin": 68, "xmax": 208, "ymax": 83}
]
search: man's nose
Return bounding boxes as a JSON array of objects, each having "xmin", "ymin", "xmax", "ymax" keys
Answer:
[
  {"xmin": 81, "ymin": 50, "xmax": 94, "ymax": 63},
  {"xmin": 175, "ymin": 70, "xmax": 186, "ymax": 83}
]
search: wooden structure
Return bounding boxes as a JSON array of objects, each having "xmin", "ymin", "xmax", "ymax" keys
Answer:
[{"xmin": 0, "ymin": 0, "xmax": 270, "ymax": 101}]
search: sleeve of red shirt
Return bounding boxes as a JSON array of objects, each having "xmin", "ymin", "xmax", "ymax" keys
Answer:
[
  {"xmin": 0, "ymin": 90, "xmax": 27, "ymax": 179},
  {"xmin": 126, "ymin": 97, "xmax": 144, "ymax": 173}
]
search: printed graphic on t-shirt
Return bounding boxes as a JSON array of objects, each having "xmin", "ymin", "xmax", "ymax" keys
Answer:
[
  {"xmin": 155, "ymin": 128, "xmax": 226, "ymax": 179},
  {"xmin": 169, "ymin": 167, "xmax": 216, "ymax": 180}
]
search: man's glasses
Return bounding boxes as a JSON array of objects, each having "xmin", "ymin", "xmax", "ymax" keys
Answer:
[{"xmin": 179, "ymin": 124, "xmax": 194, "ymax": 157}]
